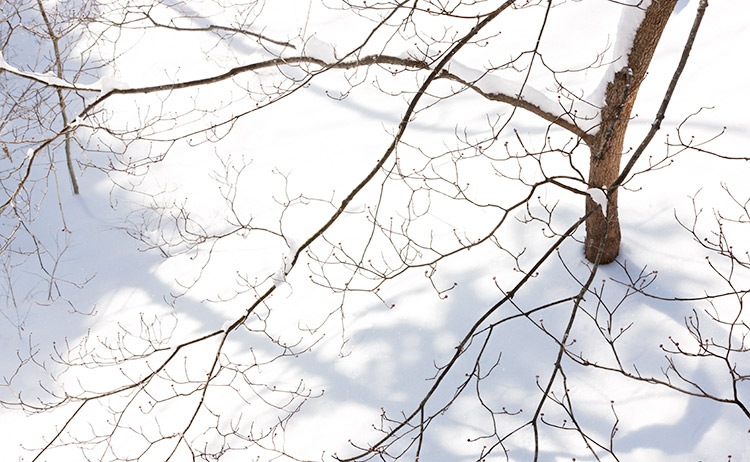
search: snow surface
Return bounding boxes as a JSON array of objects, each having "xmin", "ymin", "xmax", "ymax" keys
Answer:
[{"xmin": 1, "ymin": 1, "xmax": 749, "ymax": 462}]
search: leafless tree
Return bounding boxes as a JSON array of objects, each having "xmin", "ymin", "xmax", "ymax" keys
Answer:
[{"xmin": 1, "ymin": 1, "xmax": 747, "ymax": 461}]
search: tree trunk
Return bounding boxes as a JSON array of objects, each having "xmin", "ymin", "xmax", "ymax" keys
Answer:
[{"xmin": 585, "ymin": 0, "xmax": 678, "ymax": 263}]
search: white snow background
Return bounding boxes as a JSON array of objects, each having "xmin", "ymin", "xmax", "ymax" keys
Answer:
[{"xmin": 1, "ymin": 0, "xmax": 748, "ymax": 461}]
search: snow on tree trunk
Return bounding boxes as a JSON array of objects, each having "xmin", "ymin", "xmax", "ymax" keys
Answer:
[{"xmin": 585, "ymin": 0, "xmax": 678, "ymax": 264}]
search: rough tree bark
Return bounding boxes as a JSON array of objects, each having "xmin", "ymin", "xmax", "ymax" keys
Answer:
[{"xmin": 585, "ymin": 0, "xmax": 678, "ymax": 263}]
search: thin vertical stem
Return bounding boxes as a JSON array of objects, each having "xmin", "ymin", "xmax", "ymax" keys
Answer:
[{"xmin": 36, "ymin": 0, "xmax": 79, "ymax": 194}]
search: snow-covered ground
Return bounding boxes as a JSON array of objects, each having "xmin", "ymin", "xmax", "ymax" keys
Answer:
[{"xmin": 1, "ymin": 0, "xmax": 748, "ymax": 461}]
